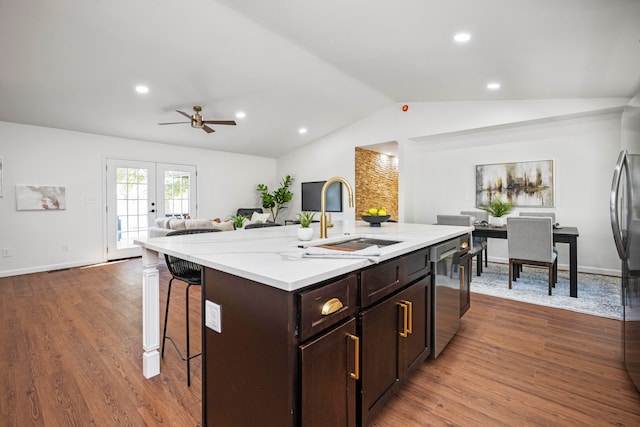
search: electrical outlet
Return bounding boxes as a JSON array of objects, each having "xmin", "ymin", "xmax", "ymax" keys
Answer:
[
  {"xmin": 2, "ymin": 248, "xmax": 11, "ymax": 257},
  {"xmin": 205, "ymin": 300, "xmax": 222, "ymax": 333}
]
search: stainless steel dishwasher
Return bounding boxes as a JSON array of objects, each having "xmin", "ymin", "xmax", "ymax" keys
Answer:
[{"xmin": 430, "ymin": 237, "xmax": 465, "ymax": 358}]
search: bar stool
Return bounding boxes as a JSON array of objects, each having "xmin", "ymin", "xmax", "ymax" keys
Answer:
[{"xmin": 162, "ymin": 228, "xmax": 219, "ymax": 386}]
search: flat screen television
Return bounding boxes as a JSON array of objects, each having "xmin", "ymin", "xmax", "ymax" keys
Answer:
[{"xmin": 301, "ymin": 181, "xmax": 343, "ymax": 212}]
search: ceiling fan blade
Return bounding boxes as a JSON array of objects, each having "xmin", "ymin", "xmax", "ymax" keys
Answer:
[
  {"xmin": 202, "ymin": 120, "xmax": 237, "ymax": 126},
  {"xmin": 158, "ymin": 121, "xmax": 190, "ymax": 125},
  {"xmin": 202, "ymin": 125, "xmax": 216, "ymax": 133},
  {"xmin": 176, "ymin": 110, "xmax": 192, "ymax": 119}
]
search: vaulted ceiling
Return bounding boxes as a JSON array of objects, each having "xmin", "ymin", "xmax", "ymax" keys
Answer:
[{"xmin": 1, "ymin": 0, "xmax": 639, "ymax": 158}]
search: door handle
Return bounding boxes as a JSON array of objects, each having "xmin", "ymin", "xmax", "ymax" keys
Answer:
[
  {"xmin": 402, "ymin": 300, "xmax": 413, "ymax": 334},
  {"xmin": 611, "ymin": 150, "xmax": 630, "ymax": 260},
  {"xmin": 398, "ymin": 302, "xmax": 409, "ymax": 337},
  {"xmin": 321, "ymin": 298, "xmax": 344, "ymax": 315},
  {"xmin": 347, "ymin": 334, "xmax": 359, "ymax": 380},
  {"xmin": 460, "ymin": 266, "xmax": 465, "ymax": 287}
]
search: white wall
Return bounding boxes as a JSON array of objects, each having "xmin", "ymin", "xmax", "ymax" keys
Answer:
[
  {"xmin": 622, "ymin": 105, "xmax": 640, "ymax": 154},
  {"xmin": 407, "ymin": 111, "xmax": 622, "ymax": 275},
  {"xmin": 2, "ymin": 97, "xmax": 632, "ymax": 277},
  {"xmin": 0, "ymin": 121, "xmax": 276, "ymax": 276},
  {"xmin": 277, "ymin": 98, "xmax": 630, "ymax": 275}
]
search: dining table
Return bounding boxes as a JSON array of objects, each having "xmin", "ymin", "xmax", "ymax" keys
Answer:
[{"xmin": 472, "ymin": 224, "xmax": 580, "ymax": 297}]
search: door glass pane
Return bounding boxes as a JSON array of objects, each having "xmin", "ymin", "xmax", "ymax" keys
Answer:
[
  {"xmin": 116, "ymin": 167, "xmax": 149, "ymax": 249},
  {"xmin": 164, "ymin": 169, "xmax": 192, "ymax": 218}
]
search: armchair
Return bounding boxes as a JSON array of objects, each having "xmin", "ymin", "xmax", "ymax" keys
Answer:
[
  {"xmin": 236, "ymin": 208, "xmax": 264, "ymax": 219},
  {"xmin": 244, "ymin": 222, "xmax": 282, "ymax": 229}
]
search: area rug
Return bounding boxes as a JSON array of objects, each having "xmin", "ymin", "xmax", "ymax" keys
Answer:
[{"xmin": 470, "ymin": 262, "xmax": 622, "ymax": 320}]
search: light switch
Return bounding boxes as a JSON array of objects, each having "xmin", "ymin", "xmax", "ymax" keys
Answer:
[{"xmin": 205, "ymin": 300, "xmax": 222, "ymax": 333}]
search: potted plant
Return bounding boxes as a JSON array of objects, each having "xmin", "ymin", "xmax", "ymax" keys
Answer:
[
  {"xmin": 480, "ymin": 199, "xmax": 514, "ymax": 226},
  {"xmin": 257, "ymin": 175, "xmax": 293, "ymax": 223},
  {"xmin": 229, "ymin": 215, "xmax": 247, "ymax": 229},
  {"xmin": 296, "ymin": 211, "xmax": 315, "ymax": 241}
]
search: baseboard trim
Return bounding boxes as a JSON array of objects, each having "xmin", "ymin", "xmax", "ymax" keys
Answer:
[
  {"xmin": 0, "ymin": 258, "xmax": 106, "ymax": 278},
  {"xmin": 485, "ymin": 257, "xmax": 622, "ymax": 278}
]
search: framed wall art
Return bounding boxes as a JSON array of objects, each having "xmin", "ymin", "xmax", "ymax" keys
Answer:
[
  {"xmin": 16, "ymin": 185, "xmax": 66, "ymax": 210},
  {"xmin": 475, "ymin": 159, "xmax": 554, "ymax": 207}
]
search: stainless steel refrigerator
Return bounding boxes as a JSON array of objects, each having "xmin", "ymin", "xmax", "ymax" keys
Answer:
[{"xmin": 610, "ymin": 150, "xmax": 640, "ymax": 391}]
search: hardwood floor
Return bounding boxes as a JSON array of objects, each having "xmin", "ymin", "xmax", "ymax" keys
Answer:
[{"xmin": 1, "ymin": 259, "xmax": 639, "ymax": 426}]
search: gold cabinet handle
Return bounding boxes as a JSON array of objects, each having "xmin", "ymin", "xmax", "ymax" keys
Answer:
[
  {"xmin": 321, "ymin": 297, "xmax": 344, "ymax": 315},
  {"xmin": 398, "ymin": 302, "xmax": 409, "ymax": 337},
  {"xmin": 402, "ymin": 300, "xmax": 413, "ymax": 334},
  {"xmin": 347, "ymin": 334, "xmax": 359, "ymax": 380},
  {"xmin": 460, "ymin": 266, "xmax": 465, "ymax": 287}
]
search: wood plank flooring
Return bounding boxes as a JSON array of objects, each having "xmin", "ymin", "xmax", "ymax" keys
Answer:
[{"xmin": 1, "ymin": 259, "xmax": 639, "ymax": 426}]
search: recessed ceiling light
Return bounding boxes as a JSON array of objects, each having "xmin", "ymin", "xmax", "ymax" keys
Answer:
[
  {"xmin": 487, "ymin": 82, "xmax": 501, "ymax": 90},
  {"xmin": 135, "ymin": 85, "xmax": 149, "ymax": 94},
  {"xmin": 236, "ymin": 111, "xmax": 246, "ymax": 119},
  {"xmin": 299, "ymin": 128, "xmax": 307, "ymax": 134},
  {"xmin": 454, "ymin": 33, "xmax": 471, "ymax": 43}
]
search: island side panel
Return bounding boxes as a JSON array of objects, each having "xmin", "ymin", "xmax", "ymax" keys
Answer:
[
  {"xmin": 203, "ymin": 267, "xmax": 298, "ymax": 427},
  {"xmin": 141, "ymin": 247, "xmax": 160, "ymax": 378}
]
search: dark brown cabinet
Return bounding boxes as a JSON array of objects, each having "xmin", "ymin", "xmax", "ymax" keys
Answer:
[
  {"xmin": 359, "ymin": 277, "xmax": 430, "ymax": 425},
  {"xmin": 300, "ymin": 318, "xmax": 358, "ymax": 427},
  {"xmin": 400, "ymin": 277, "xmax": 431, "ymax": 375},
  {"xmin": 202, "ymin": 245, "xmax": 437, "ymax": 427},
  {"xmin": 299, "ymin": 275, "xmax": 358, "ymax": 426}
]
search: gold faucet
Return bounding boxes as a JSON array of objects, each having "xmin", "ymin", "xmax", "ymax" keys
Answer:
[{"xmin": 320, "ymin": 177, "xmax": 354, "ymax": 238}]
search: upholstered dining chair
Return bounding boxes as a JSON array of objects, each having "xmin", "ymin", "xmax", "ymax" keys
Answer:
[
  {"xmin": 461, "ymin": 210, "xmax": 489, "ymax": 269},
  {"xmin": 519, "ymin": 211, "xmax": 556, "ymax": 223},
  {"xmin": 436, "ymin": 214, "xmax": 484, "ymax": 278},
  {"xmin": 506, "ymin": 216, "xmax": 558, "ymax": 295},
  {"xmin": 162, "ymin": 228, "xmax": 220, "ymax": 386}
]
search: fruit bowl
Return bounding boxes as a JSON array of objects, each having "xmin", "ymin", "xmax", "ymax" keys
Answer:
[{"xmin": 360, "ymin": 214, "xmax": 391, "ymax": 227}]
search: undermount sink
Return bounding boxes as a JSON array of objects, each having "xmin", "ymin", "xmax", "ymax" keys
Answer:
[{"xmin": 313, "ymin": 237, "xmax": 402, "ymax": 251}]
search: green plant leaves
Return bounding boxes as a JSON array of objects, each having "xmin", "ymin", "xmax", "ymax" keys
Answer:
[
  {"xmin": 256, "ymin": 175, "xmax": 293, "ymax": 223},
  {"xmin": 480, "ymin": 199, "xmax": 514, "ymax": 217}
]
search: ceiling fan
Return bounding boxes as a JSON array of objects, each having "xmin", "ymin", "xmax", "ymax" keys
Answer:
[{"xmin": 158, "ymin": 105, "xmax": 236, "ymax": 134}]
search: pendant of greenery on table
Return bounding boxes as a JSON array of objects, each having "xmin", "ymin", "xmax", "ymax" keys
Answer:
[
  {"xmin": 257, "ymin": 175, "xmax": 293, "ymax": 223},
  {"xmin": 480, "ymin": 199, "xmax": 514, "ymax": 217}
]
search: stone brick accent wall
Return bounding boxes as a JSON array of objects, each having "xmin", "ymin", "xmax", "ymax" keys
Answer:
[{"xmin": 355, "ymin": 147, "xmax": 398, "ymax": 220}]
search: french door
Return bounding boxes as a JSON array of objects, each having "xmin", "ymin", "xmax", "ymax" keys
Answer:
[{"xmin": 106, "ymin": 159, "xmax": 197, "ymax": 260}]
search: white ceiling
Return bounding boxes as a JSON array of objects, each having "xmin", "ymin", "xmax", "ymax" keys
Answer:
[{"xmin": 1, "ymin": 0, "xmax": 639, "ymax": 158}]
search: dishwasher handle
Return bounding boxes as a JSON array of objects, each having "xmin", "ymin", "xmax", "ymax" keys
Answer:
[{"xmin": 436, "ymin": 247, "xmax": 459, "ymax": 261}]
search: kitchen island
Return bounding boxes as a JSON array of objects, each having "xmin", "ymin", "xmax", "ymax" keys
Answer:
[{"xmin": 135, "ymin": 220, "xmax": 471, "ymax": 426}]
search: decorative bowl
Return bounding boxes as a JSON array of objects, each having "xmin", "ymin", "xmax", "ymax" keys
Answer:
[{"xmin": 360, "ymin": 214, "xmax": 391, "ymax": 227}]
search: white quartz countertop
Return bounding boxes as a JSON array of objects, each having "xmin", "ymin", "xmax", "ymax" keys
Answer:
[{"xmin": 135, "ymin": 221, "xmax": 471, "ymax": 292}]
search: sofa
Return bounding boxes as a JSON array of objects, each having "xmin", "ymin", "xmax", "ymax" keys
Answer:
[
  {"xmin": 149, "ymin": 217, "xmax": 236, "ymax": 237},
  {"xmin": 234, "ymin": 208, "xmax": 272, "ymax": 228}
]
